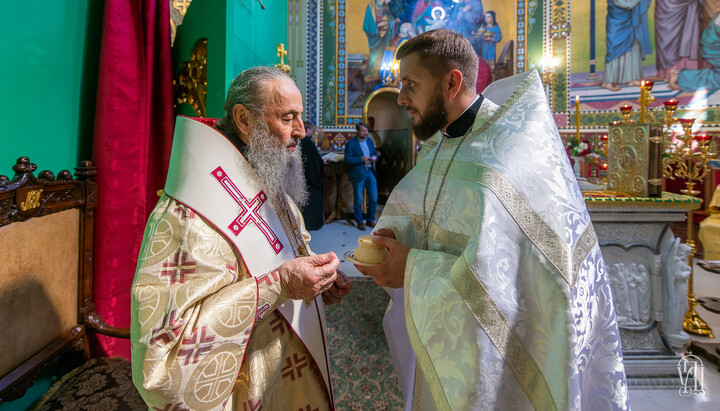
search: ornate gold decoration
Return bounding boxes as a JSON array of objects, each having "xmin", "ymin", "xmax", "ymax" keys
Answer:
[
  {"xmin": 174, "ymin": 38, "xmax": 208, "ymax": 117},
  {"xmin": 658, "ymin": 115, "xmax": 717, "ymax": 338},
  {"xmin": 637, "ymin": 81, "xmax": 657, "ymax": 123},
  {"xmin": 20, "ymin": 189, "xmax": 43, "ymax": 211},
  {"xmin": 606, "ymin": 123, "xmax": 663, "ymax": 197},
  {"xmin": 169, "ymin": 0, "xmax": 194, "ymax": 46},
  {"xmin": 549, "ymin": 20, "xmax": 571, "ymax": 40},
  {"xmin": 275, "ymin": 43, "xmax": 291, "ymax": 74}
]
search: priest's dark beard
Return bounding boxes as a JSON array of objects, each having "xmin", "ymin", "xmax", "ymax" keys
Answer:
[
  {"xmin": 244, "ymin": 120, "xmax": 308, "ymax": 208},
  {"xmin": 411, "ymin": 87, "xmax": 448, "ymax": 141}
]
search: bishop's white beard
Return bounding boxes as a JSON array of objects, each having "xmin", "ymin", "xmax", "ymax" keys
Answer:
[{"xmin": 244, "ymin": 120, "xmax": 309, "ymax": 208}]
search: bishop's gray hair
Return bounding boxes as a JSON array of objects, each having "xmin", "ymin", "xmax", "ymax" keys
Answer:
[{"xmin": 215, "ymin": 66, "xmax": 293, "ymax": 136}]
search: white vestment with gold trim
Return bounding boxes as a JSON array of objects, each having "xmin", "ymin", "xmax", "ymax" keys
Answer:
[{"xmin": 379, "ymin": 71, "xmax": 629, "ymax": 410}]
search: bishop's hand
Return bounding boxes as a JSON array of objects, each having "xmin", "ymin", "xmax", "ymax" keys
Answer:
[
  {"xmin": 278, "ymin": 252, "xmax": 339, "ymax": 301},
  {"xmin": 322, "ymin": 269, "xmax": 352, "ymax": 306},
  {"xmin": 354, "ymin": 229, "xmax": 408, "ymax": 288}
]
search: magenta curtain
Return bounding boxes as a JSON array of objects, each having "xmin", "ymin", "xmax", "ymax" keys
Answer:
[{"xmin": 92, "ymin": 0, "xmax": 174, "ymax": 357}]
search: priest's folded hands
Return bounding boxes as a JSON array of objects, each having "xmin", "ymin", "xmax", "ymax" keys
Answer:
[{"xmin": 353, "ymin": 228, "xmax": 409, "ymax": 288}]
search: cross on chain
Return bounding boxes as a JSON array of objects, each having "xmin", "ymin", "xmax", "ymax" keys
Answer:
[{"xmin": 211, "ymin": 166, "xmax": 283, "ymax": 254}]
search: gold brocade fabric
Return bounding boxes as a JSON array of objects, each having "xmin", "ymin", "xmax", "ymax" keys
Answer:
[{"xmin": 131, "ymin": 195, "xmax": 330, "ymax": 410}]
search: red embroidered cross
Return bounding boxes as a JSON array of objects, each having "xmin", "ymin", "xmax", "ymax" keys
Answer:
[
  {"xmin": 211, "ymin": 166, "xmax": 283, "ymax": 254},
  {"xmin": 173, "ymin": 205, "xmax": 195, "ymax": 219},
  {"xmin": 244, "ymin": 399, "xmax": 262, "ymax": 411},
  {"xmin": 257, "ymin": 270, "xmax": 279, "ymax": 287},
  {"xmin": 270, "ymin": 313, "xmax": 286, "ymax": 334},
  {"xmin": 299, "ymin": 405, "xmax": 319, "ymax": 411},
  {"xmin": 178, "ymin": 326, "xmax": 215, "ymax": 365},
  {"xmin": 282, "ymin": 353, "xmax": 308, "ymax": 380},
  {"xmin": 160, "ymin": 252, "xmax": 196, "ymax": 285},
  {"xmin": 152, "ymin": 404, "xmax": 184, "ymax": 411},
  {"xmin": 150, "ymin": 310, "xmax": 185, "ymax": 346}
]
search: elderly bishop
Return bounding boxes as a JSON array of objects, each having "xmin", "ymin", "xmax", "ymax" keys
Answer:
[{"xmin": 131, "ymin": 67, "xmax": 350, "ymax": 410}]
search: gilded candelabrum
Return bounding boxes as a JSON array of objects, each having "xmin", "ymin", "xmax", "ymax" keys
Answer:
[
  {"xmin": 662, "ymin": 115, "xmax": 717, "ymax": 338},
  {"xmin": 619, "ymin": 105, "xmax": 634, "ymax": 124},
  {"xmin": 638, "ymin": 80, "xmax": 657, "ymax": 123}
]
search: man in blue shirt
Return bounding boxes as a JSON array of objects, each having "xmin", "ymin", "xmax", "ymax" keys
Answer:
[{"xmin": 344, "ymin": 121, "xmax": 379, "ymax": 230}]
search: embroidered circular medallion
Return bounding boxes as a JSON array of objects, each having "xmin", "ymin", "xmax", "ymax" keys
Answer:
[
  {"xmin": 209, "ymin": 286, "xmax": 256, "ymax": 337},
  {"xmin": 134, "ymin": 278, "xmax": 171, "ymax": 335},
  {"xmin": 141, "ymin": 348, "xmax": 183, "ymax": 395},
  {"xmin": 139, "ymin": 212, "xmax": 183, "ymax": 267},
  {"xmin": 187, "ymin": 218, "xmax": 237, "ymax": 266},
  {"xmin": 185, "ymin": 344, "xmax": 243, "ymax": 409}
]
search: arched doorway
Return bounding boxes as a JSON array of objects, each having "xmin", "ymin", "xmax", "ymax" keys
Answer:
[{"xmin": 363, "ymin": 87, "xmax": 415, "ymax": 203}]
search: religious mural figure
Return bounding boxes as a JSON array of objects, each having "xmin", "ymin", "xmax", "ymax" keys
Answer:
[
  {"xmin": 478, "ymin": 11, "xmax": 501, "ymax": 67},
  {"xmin": 363, "ymin": 0, "xmax": 400, "ymax": 93},
  {"xmin": 412, "ymin": 2, "xmax": 444, "ymax": 34},
  {"xmin": 670, "ymin": 13, "xmax": 720, "ymax": 91},
  {"xmin": 601, "ymin": 0, "xmax": 652, "ymax": 91},
  {"xmin": 654, "ymin": 0, "xmax": 702, "ymax": 82},
  {"xmin": 449, "ymin": 0, "xmax": 485, "ymax": 54}
]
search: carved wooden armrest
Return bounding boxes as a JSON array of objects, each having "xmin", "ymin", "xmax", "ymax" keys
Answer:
[{"xmin": 82, "ymin": 301, "xmax": 130, "ymax": 339}]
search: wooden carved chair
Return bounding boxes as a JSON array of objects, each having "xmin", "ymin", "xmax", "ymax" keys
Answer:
[{"xmin": 0, "ymin": 158, "xmax": 144, "ymax": 410}]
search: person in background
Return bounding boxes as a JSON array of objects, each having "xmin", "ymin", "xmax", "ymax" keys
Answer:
[
  {"xmin": 366, "ymin": 116, "xmax": 383, "ymax": 150},
  {"xmin": 301, "ymin": 120, "xmax": 325, "ymax": 230},
  {"xmin": 344, "ymin": 121, "xmax": 379, "ymax": 230}
]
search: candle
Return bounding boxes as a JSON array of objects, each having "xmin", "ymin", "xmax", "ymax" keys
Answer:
[
  {"xmin": 576, "ymin": 95, "xmax": 580, "ymax": 141},
  {"xmin": 664, "ymin": 99, "xmax": 678, "ymax": 109},
  {"xmin": 600, "ymin": 134, "xmax": 608, "ymax": 141},
  {"xmin": 678, "ymin": 118, "xmax": 695, "ymax": 126},
  {"xmin": 620, "ymin": 105, "xmax": 632, "ymax": 113},
  {"xmin": 601, "ymin": 163, "xmax": 608, "ymax": 171},
  {"xmin": 696, "ymin": 135, "xmax": 712, "ymax": 142},
  {"xmin": 641, "ymin": 80, "xmax": 655, "ymax": 91}
]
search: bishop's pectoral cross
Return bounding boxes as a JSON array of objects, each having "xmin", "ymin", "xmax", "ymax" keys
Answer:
[{"xmin": 211, "ymin": 166, "xmax": 284, "ymax": 254}]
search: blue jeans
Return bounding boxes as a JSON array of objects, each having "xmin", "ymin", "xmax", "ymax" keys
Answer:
[{"xmin": 351, "ymin": 169, "xmax": 377, "ymax": 224}]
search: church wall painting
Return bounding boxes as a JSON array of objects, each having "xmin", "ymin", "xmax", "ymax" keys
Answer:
[
  {"xmin": 308, "ymin": 0, "xmax": 720, "ymax": 132},
  {"xmin": 314, "ymin": 0, "xmax": 538, "ymax": 130},
  {"xmin": 567, "ymin": 0, "xmax": 720, "ymax": 130}
]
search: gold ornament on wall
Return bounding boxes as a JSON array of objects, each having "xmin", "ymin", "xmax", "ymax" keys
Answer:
[
  {"xmin": 174, "ymin": 38, "xmax": 207, "ymax": 117},
  {"xmin": 275, "ymin": 43, "xmax": 291, "ymax": 74}
]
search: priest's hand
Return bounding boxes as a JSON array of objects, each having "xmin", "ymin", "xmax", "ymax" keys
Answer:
[
  {"xmin": 354, "ymin": 229, "xmax": 409, "ymax": 288},
  {"xmin": 322, "ymin": 269, "xmax": 352, "ymax": 306},
  {"xmin": 278, "ymin": 252, "xmax": 339, "ymax": 301}
]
